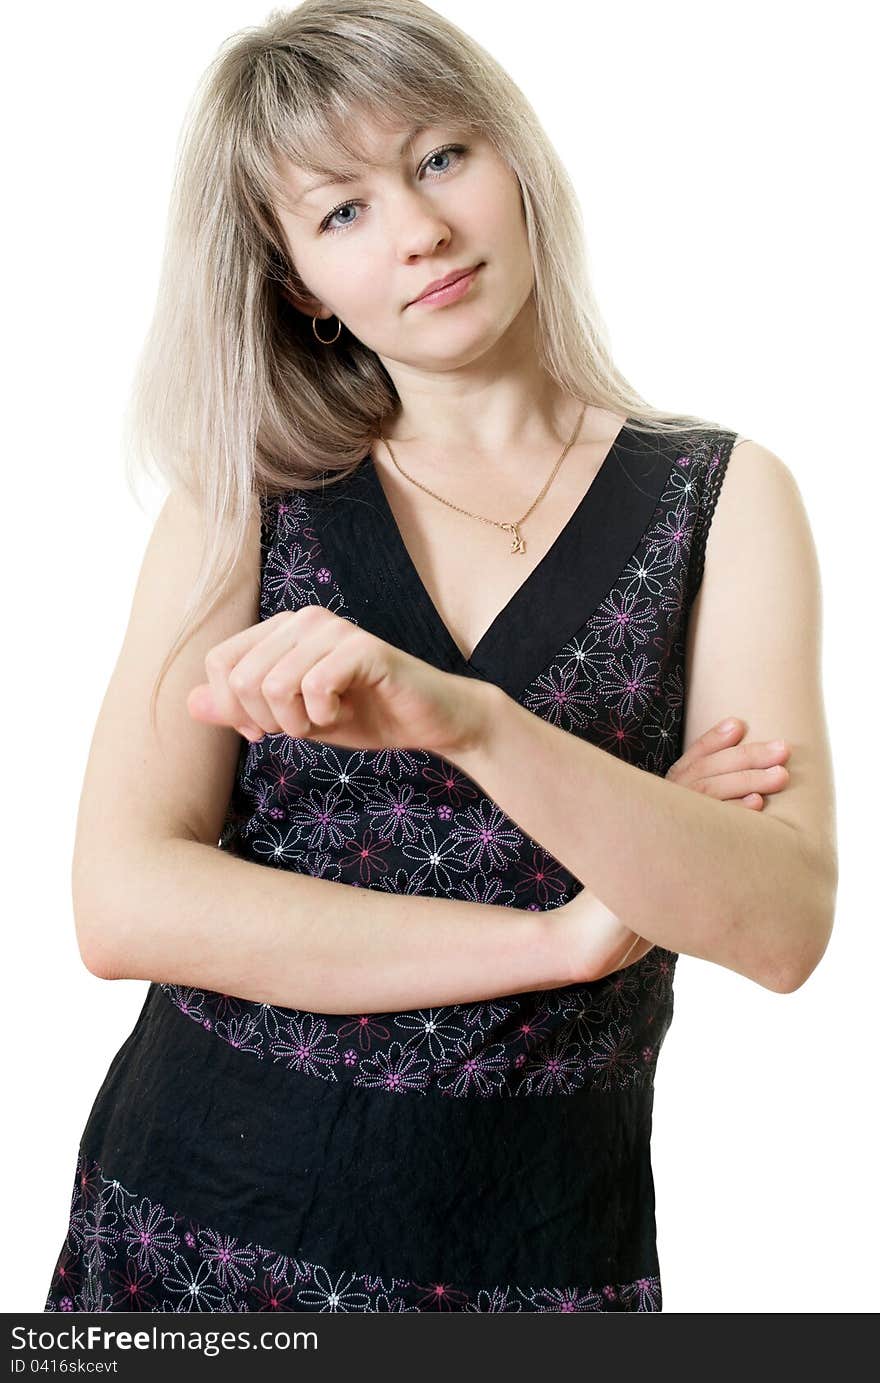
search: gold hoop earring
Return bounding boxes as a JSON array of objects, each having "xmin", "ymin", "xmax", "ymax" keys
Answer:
[{"xmin": 312, "ymin": 314, "xmax": 342, "ymax": 344}]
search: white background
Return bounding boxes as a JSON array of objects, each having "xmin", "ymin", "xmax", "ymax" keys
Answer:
[{"xmin": 3, "ymin": 0, "xmax": 876, "ymax": 1313}]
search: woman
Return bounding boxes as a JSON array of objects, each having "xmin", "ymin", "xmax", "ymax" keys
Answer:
[{"xmin": 45, "ymin": 0, "xmax": 837, "ymax": 1312}]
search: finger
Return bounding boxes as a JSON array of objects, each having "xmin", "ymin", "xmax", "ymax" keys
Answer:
[
  {"xmin": 198, "ymin": 611, "xmax": 291, "ymax": 731},
  {"xmin": 259, "ymin": 622, "xmax": 363, "ymax": 737},
  {"xmin": 692, "ymin": 764, "xmax": 790, "ymax": 801},
  {"xmin": 225, "ymin": 609, "xmax": 342, "ymax": 734},
  {"xmin": 295, "ymin": 629, "xmax": 389, "ymax": 729},
  {"xmin": 668, "ymin": 718, "xmax": 746, "ymax": 778},
  {"xmin": 672, "ymin": 736, "xmax": 791, "ymax": 789}
]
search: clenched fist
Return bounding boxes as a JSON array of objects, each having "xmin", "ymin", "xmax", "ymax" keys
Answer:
[{"xmin": 186, "ymin": 606, "xmax": 493, "ymax": 759}]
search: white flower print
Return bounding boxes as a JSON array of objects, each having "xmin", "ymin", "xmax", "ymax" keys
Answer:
[
  {"xmin": 392, "ymin": 1007, "xmax": 468, "ymax": 1060},
  {"xmin": 294, "ymin": 1265, "xmax": 372, "ymax": 1312},
  {"xmin": 400, "ymin": 824, "xmax": 471, "ymax": 892},
  {"xmin": 162, "ymin": 1255, "xmax": 227, "ymax": 1312}
]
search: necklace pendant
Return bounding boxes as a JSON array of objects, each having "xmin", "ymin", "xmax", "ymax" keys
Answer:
[{"xmin": 501, "ymin": 522, "xmax": 526, "ymax": 554}]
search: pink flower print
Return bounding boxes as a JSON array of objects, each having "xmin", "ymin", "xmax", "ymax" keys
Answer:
[
  {"xmin": 263, "ymin": 753, "xmax": 300, "ymax": 805},
  {"xmin": 165, "ymin": 986, "xmax": 207, "ymax": 1022},
  {"xmin": 295, "ymin": 1265, "xmax": 372, "ymax": 1312},
  {"xmin": 260, "ymin": 1253, "xmax": 312, "ymax": 1290},
  {"xmin": 77, "ymin": 1158, "xmax": 102, "ymax": 1206},
  {"xmin": 642, "ymin": 948, "xmax": 675, "ymax": 998},
  {"xmin": 342, "ymin": 1049, "xmax": 359, "ymax": 1067},
  {"xmin": 215, "ymin": 1015, "xmax": 264, "ymax": 1055},
  {"xmin": 197, "ymin": 1230, "xmax": 259, "ymax": 1293},
  {"xmin": 523, "ymin": 661, "xmax": 592, "ymax": 730},
  {"xmin": 619, "ymin": 1274, "xmax": 662, "ymax": 1311},
  {"xmin": 58, "ymin": 1297, "xmax": 74, "ymax": 1311},
  {"xmin": 315, "ymin": 566, "xmax": 332, "ymax": 585},
  {"xmin": 421, "ymin": 758, "xmax": 480, "ymax": 807},
  {"xmin": 292, "ymin": 789, "xmax": 358, "ymax": 852},
  {"xmin": 367, "ymin": 782, "xmax": 433, "ymax": 845},
  {"xmin": 269, "ymin": 1013, "xmax": 341, "ymax": 1078},
  {"xmin": 513, "ymin": 846, "xmax": 568, "ymax": 906},
  {"xmin": 338, "ymin": 827, "xmax": 392, "ymax": 884},
  {"xmin": 653, "ymin": 503, "xmax": 691, "ymax": 567},
  {"xmin": 512, "ymin": 1008, "xmax": 552, "ymax": 1053},
  {"xmin": 122, "ymin": 1198, "xmax": 180, "ymax": 1275},
  {"xmin": 520, "ymin": 1033, "xmax": 585, "ymax": 1096},
  {"xmin": 51, "ymin": 1245, "xmax": 81, "ymax": 1301},
  {"xmin": 591, "ymin": 705, "xmax": 642, "ymax": 762},
  {"xmin": 336, "ymin": 1014, "xmax": 392, "ymax": 1053},
  {"xmin": 212, "ymin": 992, "xmax": 244, "ymax": 1021},
  {"xmin": 437, "ymin": 804, "xmax": 453, "ymax": 821},
  {"xmin": 109, "ymin": 1259, "xmax": 159, "ymax": 1312},
  {"xmin": 595, "ymin": 586, "xmax": 657, "ymax": 652},
  {"xmin": 595, "ymin": 965, "xmax": 642, "ymax": 1020},
  {"xmin": 530, "ymin": 1284, "xmax": 604, "ymax": 1312},
  {"xmin": 451, "ymin": 800, "xmax": 523, "ymax": 873},
  {"xmin": 250, "ymin": 1273, "xmax": 299, "ymax": 1310},
  {"xmin": 411, "ymin": 1280, "xmax": 470, "ymax": 1311},
  {"xmin": 602, "ymin": 651, "xmax": 659, "ymax": 719},
  {"xmin": 435, "ymin": 1034, "xmax": 509, "ymax": 1097},
  {"xmin": 354, "ymin": 1040, "xmax": 431, "ymax": 1094}
]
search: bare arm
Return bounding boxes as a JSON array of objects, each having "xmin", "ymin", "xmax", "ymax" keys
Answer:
[
  {"xmin": 452, "ymin": 442, "xmax": 839, "ymax": 994},
  {"xmin": 93, "ymin": 836, "xmax": 578, "ymax": 1013},
  {"xmin": 73, "ymin": 484, "xmax": 578, "ymax": 1011}
]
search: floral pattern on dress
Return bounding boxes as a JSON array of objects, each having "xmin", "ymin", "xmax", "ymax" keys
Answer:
[
  {"xmin": 158, "ymin": 432, "xmax": 730, "ymax": 1095},
  {"xmin": 44, "ymin": 1152, "xmax": 661, "ymax": 1313}
]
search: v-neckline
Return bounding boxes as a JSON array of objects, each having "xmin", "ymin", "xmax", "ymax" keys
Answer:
[
  {"xmin": 306, "ymin": 418, "xmax": 679, "ymax": 700},
  {"xmin": 362, "ymin": 418, "xmax": 635, "ymax": 670}
]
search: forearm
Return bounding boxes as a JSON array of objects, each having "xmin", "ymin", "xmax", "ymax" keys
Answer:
[
  {"xmin": 82, "ymin": 837, "xmax": 573, "ymax": 1013},
  {"xmin": 453, "ymin": 684, "xmax": 830, "ymax": 993}
]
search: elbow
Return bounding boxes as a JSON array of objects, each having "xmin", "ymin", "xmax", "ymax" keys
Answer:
[
  {"xmin": 74, "ymin": 907, "xmax": 129, "ymax": 982},
  {"xmin": 765, "ymin": 901, "xmax": 837, "ymax": 996}
]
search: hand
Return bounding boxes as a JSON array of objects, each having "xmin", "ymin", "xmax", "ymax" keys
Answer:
[
  {"xmin": 564, "ymin": 716, "xmax": 792, "ymax": 982},
  {"xmin": 665, "ymin": 717, "xmax": 790, "ymax": 810},
  {"xmin": 186, "ymin": 606, "xmax": 491, "ymax": 757}
]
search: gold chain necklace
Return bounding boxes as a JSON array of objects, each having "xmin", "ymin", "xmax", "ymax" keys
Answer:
[{"xmin": 377, "ymin": 400, "xmax": 588, "ymax": 556}]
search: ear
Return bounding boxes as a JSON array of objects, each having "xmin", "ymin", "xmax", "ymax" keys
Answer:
[{"xmin": 275, "ymin": 274, "xmax": 326, "ymax": 318}]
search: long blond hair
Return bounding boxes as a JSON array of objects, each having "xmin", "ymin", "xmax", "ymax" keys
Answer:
[{"xmin": 124, "ymin": 0, "xmax": 724, "ymax": 728}]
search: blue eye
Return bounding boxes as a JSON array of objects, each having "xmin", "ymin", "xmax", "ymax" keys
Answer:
[{"xmin": 319, "ymin": 143, "xmax": 469, "ymax": 236}]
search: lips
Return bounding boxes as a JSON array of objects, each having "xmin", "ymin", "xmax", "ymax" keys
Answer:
[{"xmin": 409, "ymin": 263, "xmax": 482, "ymax": 305}]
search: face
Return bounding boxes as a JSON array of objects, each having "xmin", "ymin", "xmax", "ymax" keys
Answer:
[{"xmin": 273, "ymin": 116, "xmax": 536, "ymax": 373}]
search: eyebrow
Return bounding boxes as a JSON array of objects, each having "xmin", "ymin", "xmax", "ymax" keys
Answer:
[{"xmin": 296, "ymin": 125, "xmax": 430, "ymax": 204}]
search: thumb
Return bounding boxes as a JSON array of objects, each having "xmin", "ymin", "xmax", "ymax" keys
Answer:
[{"xmin": 186, "ymin": 682, "xmax": 225, "ymax": 725}]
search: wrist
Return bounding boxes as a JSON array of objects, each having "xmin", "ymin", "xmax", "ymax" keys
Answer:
[{"xmin": 447, "ymin": 676, "xmax": 507, "ymax": 761}]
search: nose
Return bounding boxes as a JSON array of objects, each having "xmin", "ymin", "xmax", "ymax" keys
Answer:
[{"xmin": 387, "ymin": 186, "xmax": 453, "ymax": 260}]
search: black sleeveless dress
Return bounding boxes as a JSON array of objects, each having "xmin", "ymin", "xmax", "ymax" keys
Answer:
[{"xmin": 45, "ymin": 420, "xmax": 737, "ymax": 1312}]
